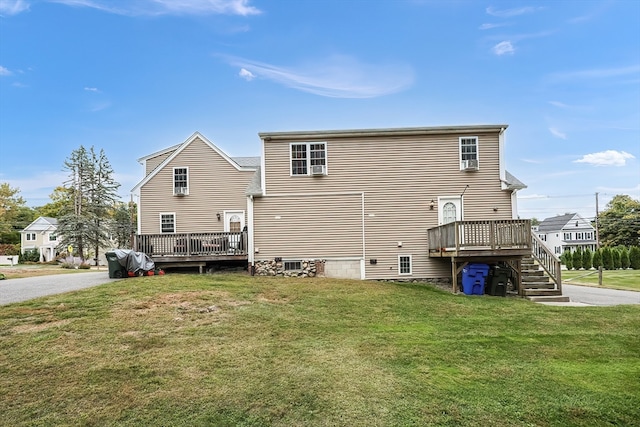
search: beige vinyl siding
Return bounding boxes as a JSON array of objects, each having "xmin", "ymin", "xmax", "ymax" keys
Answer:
[
  {"xmin": 261, "ymin": 130, "xmax": 513, "ymax": 280},
  {"xmin": 253, "ymin": 193, "xmax": 363, "ymax": 259},
  {"xmin": 145, "ymin": 151, "xmax": 175, "ymax": 175},
  {"xmin": 139, "ymin": 137, "xmax": 254, "ymax": 234}
]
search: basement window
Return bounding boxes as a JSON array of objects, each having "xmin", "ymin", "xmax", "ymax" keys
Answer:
[
  {"xmin": 284, "ymin": 260, "xmax": 302, "ymax": 271},
  {"xmin": 398, "ymin": 255, "xmax": 412, "ymax": 275}
]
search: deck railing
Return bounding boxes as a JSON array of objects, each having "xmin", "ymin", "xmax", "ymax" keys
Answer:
[
  {"xmin": 530, "ymin": 231, "xmax": 562, "ymax": 292},
  {"xmin": 134, "ymin": 231, "xmax": 247, "ymax": 257},
  {"xmin": 428, "ymin": 219, "xmax": 531, "ymax": 252}
]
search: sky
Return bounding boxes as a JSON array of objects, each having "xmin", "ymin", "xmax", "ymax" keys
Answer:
[{"xmin": 0, "ymin": 0, "xmax": 639, "ymax": 223}]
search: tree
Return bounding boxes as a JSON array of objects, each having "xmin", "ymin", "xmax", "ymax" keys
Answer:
[
  {"xmin": 572, "ymin": 248, "xmax": 583, "ymax": 270},
  {"xmin": 592, "ymin": 249, "xmax": 602, "ymax": 269},
  {"xmin": 562, "ymin": 251, "xmax": 573, "ymax": 270},
  {"xmin": 111, "ymin": 201, "xmax": 136, "ymax": 248},
  {"xmin": 582, "ymin": 248, "xmax": 592, "ymax": 270},
  {"xmin": 601, "ymin": 247, "xmax": 613, "ymax": 270},
  {"xmin": 619, "ymin": 246, "xmax": 630, "ymax": 269},
  {"xmin": 598, "ymin": 195, "xmax": 640, "ymax": 247},
  {"xmin": 56, "ymin": 146, "xmax": 121, "ymax": 262},
  {"xmin": 36, "ymin": 186, "xmax": 75, "ymax": 219},
  {"xmin": 612, "ymin": 248, "xmax": 621, "ymax": 269},
  {"xmin": 0, "ymin": 183, "xmax": 26, "ymax": 236},
  {"xmin": 629, "ymin": 246, "xmax": 640, "ymax": 269},
  {"xmin": 530, "ymin": 217, "xmax": 540, "ymax": 226}
]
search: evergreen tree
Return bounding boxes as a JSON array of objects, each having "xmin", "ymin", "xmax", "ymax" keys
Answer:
[
  {"xmin": 592, "ymin": 249, "xmax": 602, "ymax": 269},
  {"xmin": 562, "ymin": 251, "xmax": 573, "ymax": 270},
  {"xmin": 619, "ymin": 246, "xmax": 630, "ymax": 269},
  {"xmin": 572, "ymin": 248, "xmax": 583, "ymax": 270},
  {"xmin": 612, "ymin": 248, "xmax": 621, "ymax": 269},
  {"xmin": 582, "ymin": 248, "xmax": 592, "ymax": 270},
  {"xmin": 629, "ymin": 246, "xmax": 640, "ymax": 269},
  {"xmin": 601, "ymin": 247, "xmax": 613, "ymax": 270},
  {"xmin": 111, "ymin": 201, "xmax": 136, "ymax": 249},
  {"xmin": 56, "ymin": 146, "xmax": 120, "ymax": 261}
]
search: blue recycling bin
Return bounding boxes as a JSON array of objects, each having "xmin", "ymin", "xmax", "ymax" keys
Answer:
[{"xmin": 462, "ymin": 263, "xmax": 490, "ymax": 295}]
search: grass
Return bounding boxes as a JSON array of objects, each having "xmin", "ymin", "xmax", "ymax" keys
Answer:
[
  {"xmin": 1, "ymin": 274, "xmax": 639, "ymax": 426},
  {"xmin": 562, "ymin": 268, "xmax": 640, "ymax": 291},
  {"xmin": 0, "ymin": 263, "xmax": 101, "ymax": 279}
]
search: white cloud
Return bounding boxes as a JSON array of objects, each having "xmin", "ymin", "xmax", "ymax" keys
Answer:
[
  {"xmin": 492, "ymin": 41, "xmax": 514, "ymax": 55},
  {"xmin": 225, "ymin": 54, "xmax": 415, "ymax": 98},
  {"xmin": 0, "ymin": 0, "xmax": 29, "ymax": 15},
  {"xmin": 479, "ymin": 22, "xmax": 508, "ymax": 30},
  {"xmin": 238, "ymin": 68, "xmax": 255, "ymax": 81},
  {"xmin": 548, "ymin": 64, "xmax": 640, "ymax": 82},
  {"xmin": 0, "ymin": 65, "xmax": 12, "ymax": 76},
  {"xmin": 549, "ymin": 127, "xmax": 567, "ymax": 139},
  {"xmin": 518, "ymin": 193, "xmax": 549, "ymax": 199},
  {"xmin": 548, "ymin": 100, "xmax": 568, "ymax": 108},
  {"xmin": 574, "ymin": 150, "xmax": 635, "ymax": 167},
  {"xmin": 486, "ymin": 6, "xmax": 541, "ymax": 18},
  {"xmin": 48, "ymin": 0, "xmax": 261, "ymax": 16},
  {"xmin": 84, "ymin": 86, "xmax": 100, "ymax": 92}
]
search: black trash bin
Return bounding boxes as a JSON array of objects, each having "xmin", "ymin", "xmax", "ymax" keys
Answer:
[
  {"xmin": 105, "ymin": 251, "xmax": 126, "ymax": 279},
  {"xmin": 486, "ymin": 265, "xmax": 510, "ymax": 297}
]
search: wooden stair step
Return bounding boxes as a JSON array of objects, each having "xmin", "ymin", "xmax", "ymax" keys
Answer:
[
  {"xmin": 526, "ymin": 295, "xmax": 572, "ymax": 303},
  {"xmin": 523, "ymin": 289, "xmax": 563, "ymax": 297}
]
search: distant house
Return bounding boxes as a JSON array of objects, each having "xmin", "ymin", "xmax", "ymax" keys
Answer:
[
  {"xmin": 20, "ymin": 217, "xmax": 59, "ymax": 262},
  {"xmin": 535, "ymin": 213, "xmax": 597, "ymax": 255}
]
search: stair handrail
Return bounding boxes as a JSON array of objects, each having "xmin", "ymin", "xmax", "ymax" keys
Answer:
[{"xmin": 530, "ymin": 231, "xmax": 562, "ymax": 293}]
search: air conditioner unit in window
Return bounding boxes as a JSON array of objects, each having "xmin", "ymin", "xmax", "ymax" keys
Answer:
[
  {"xmin": 311, "ymin": 164, "xmax": 326, "ymax": 176},
  {"xmin": 174, "ymin": 186, "xmax": 188, "ymax": 196},
  {"xmin": 462, "ymin": 159, "xmax": 479, "ymax": 171}
]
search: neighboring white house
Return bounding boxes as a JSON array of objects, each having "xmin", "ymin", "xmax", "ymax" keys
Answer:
[
  {"xmin": 20, "ymin": 217, "xmax": 60, "ymax": 262},
  {"xmin": 535, "ymin": 213, "xmax": 597, "ymax": 255}
]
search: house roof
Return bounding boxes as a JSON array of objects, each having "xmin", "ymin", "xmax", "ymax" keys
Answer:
[
  {"xmin": 538, "ymin": 213, "xmax": 594, "ymax": 233},
  {"xmin": 131, "ymin": 132, "xmax": 259, "ymax": 193},
  {"xmin": 259, "ymin": 124, "xmax": 509, "ymax": 140},
  {"xmin": 246, "ymin": 167, "xmax": 263, "ymax": 196},
  {"xmin": 22, "ymin": 216, "xmax": 58, "ymax": 232}
]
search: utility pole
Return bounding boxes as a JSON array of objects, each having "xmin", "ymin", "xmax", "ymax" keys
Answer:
[{"xmin": 595, "ymin": 192, "xmax": 602, "ymax": 286}]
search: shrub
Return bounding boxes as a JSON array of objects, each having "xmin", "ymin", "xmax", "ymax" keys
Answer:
[
  {"xmin": 22, "ymin": 248, "xmax": 40, "ymax": 263},
  {"xmin": 602, "ymin": 247, "xmax": 613, "ymax": 270},
  {"xmin": 582, "ymin": 248, "xmax": 593, "ymax": 270},
  {"xmin": 612, "ymin": 248, "xmax": 621, "ymax": 269},
  {"xmin": 0, "ymin": 243, "xmax": 20, "ymax": 256},
  {"xmin": 619, "ymin": 247, "xmax": 630, "ymax": 269},
  {"xmin": 629, "ymin": 246, "xmax": 640, "ymax": 269},
  {"xmin": 592, "ymin": 249, "xmax": 602, "ymax": 269},
  {"xmin": 562, "ymin": 251, "xmax": 573, "ymax": 270},
  {"xmin": 572, "ymin": 248, "xmax": 583, "ymax": 270},
  {"xmin": 78, "ymin": 263, "xmax": 91, "ymax": 269}
]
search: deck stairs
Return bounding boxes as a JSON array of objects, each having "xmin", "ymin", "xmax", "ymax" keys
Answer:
[{"xmin": 521, "ymin": 256, "xmax": 570, "ymax": 303}]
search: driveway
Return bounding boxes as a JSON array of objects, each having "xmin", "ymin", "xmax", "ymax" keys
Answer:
[
  {"xmin": 561, "ymin": 284, "xmax": 640, "ymax": 306},
  {"xmin": 0, "ymin": 272, "xmax": 118, "ymax": 305}
]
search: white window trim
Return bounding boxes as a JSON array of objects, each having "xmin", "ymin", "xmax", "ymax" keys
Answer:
[
  {"xmin": 398, "ymin": 255, "xmax": 413, "ymax": 275},
  {"xmin": 459, "ymin": 136, "xmax": 479, "ymax": 170},
  {"xmin": 289, "ymin": 142, "xmax": 328, "ymax": 176},
  {"xmin": 160, "ymin": 212, "xmax": 176, "ymax": 234},
  {"xmin": 173, "ymin": 167, "xmax": 189, "ymax": 195},
  {"xmin": 26, "ymin": 233, "xmax": 36, "ymax": 241},
  {"xmin": 284, "ymin": 260, "xmax": 303, "ymax": 271}
]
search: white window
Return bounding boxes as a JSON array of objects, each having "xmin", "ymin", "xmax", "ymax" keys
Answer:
[
  {"xmin": 284, "ymin": 260, "xmax": 302, "ymax": 271},
  {"xmin": 26, "ymin": 233, "xmax": 36, "ymax": 241},
  {"xmin": 49, "ymin": 234, "xmax": 57, "ymax": 241},
  {"xmin": 290, "ymin": 142, "xmax": 327, "ymax": 176},
  {"xmin": 173, "ymin": 167, "xmax": 188, "ymax": 195},
  {"xmin": 398, "ymin": 255, "xmax": 412, "ymax": 275},
  {"xmin": 160, "ymin": 213, "xmax": 175, "ymax": 233},
  {"xmin": 459, "ymin": 136, "xmax": 478, "ymax": 169},
  {"xmin": 564, "ymin": 233, "xmax": 572, "ymax": 241}
]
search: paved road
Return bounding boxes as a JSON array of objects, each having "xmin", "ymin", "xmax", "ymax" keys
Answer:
[
  {"xmin": 562, "ymin": 284, "xmax": 640, "ymax": 306},
  {"xmin": 0, "ymin": 272, "xmax": 118, "ymax": 305}
]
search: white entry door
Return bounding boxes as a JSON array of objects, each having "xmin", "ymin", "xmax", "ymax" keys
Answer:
[
  {"xmin": 224, "ymin": 211, "xmax": 245, "ymax": 250},
  {"xmin": 438, "ymin": 196, "xmax": 462, "ymax": 225}
]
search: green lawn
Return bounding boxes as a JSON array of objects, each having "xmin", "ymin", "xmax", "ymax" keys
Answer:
[
  {"xmin": 562, "ymin": 268, "xmax": 640, "ymax": 291},
  {"xmin": 1, "ymin": 274, "xmax": 638, "ymax": 426}
]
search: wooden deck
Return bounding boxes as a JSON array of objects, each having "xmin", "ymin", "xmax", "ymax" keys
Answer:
[
  {"xmin": 427, "ymin": 219, "xmax": 532, "ymax": 258},
  {"xmin": 134, "ymin": 231, "xmax": 248, "ymax": 271}
]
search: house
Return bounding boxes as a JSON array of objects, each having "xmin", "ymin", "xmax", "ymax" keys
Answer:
[
  {"xmin": 250, "ymin": 125, "xmax": 530, "ymax": 283},
  {"xmin": 131, "ymin": 132, "xmax": 259, "ymax": 271},
  {"xmin": 20, "ymin": 216, "xmax": 59, "ymax": 262},
  {"xmin": 535, "ymin": 213, "xmax": 597, "ymax": 255},
  {"xmin": 133, "ymin": 125, "xmax": 567, "ymax": 298}
]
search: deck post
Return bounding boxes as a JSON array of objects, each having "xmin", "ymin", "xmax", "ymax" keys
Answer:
[{"xmin": 451, "ymin": 258, "xmax": 457, "ymax": 293}]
